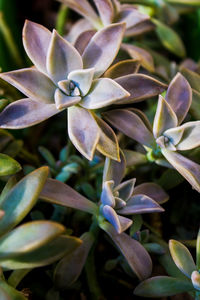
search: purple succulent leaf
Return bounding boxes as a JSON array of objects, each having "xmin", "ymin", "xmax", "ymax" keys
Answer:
[
  {"xmin": 101, "ymin": 181, "xmax": 115, "ymax": 207},
  {"xmin": 67, "ymin": 19, "xmax": 94, "ymax": 44},
  {"xmin": 118, "ymin": 214, "xmax": 133, "ymax": 232},
  {"xmin": 0, "ymin": 98, "xmax": 59, "ymax": 129},
  {"xmin": 133, "ymin": 183, "xmax": 169, "ymax": 204},
  {"xmin": 102, "ymin": 205, "xmax": 122, "ymax": 233},
  {"xmin": 117, "ymin": 194, "xmax": 164, "ymax": 215},
  {"xmin": 172, "ymin": 121, "xmax": 200, "ymax": 151},
  {"xmin": 115, "ymin": 197, "xmax": 126, "ymax": 209},
  {"xmin": 46, "ymin": 30, "xmax": 83, "ymax": 83},
  {"xmin": 103, "ymin": 150, "xmax": 126, "ymax": 187},
  {"xmin": 93, "ymin": 0, "xmax": 114, "ymax": 26},
  {"xmin": 40, "ymin": 178, "xmax": 98, "ymax": 214},
  {"xmin": 153, "ymin": 95, "xmax": 178, "ymax": 138},
  {"xmin": 117, "ymin": 7, "xmax": 149, "ymax": 31},
  {"xmin": 103, "ymin": 59, "xmax": 140, "ymax": 79},
  {"xmin": 54, "ymin": 232, "xmax": 95, "ymax": 289},
  {"xmin": 54, "ymin": 89, "xmax": 81, "ymax": 110},
  {"xmin": 161, "ymin": 148, "xmax": 200, "ymax": 193},
  {"xmin": 169, "ymin": 240, "xmax": 196, "ymax": 278},
  {"xmin": 80, "ymin": 78, "xmax": 129, "ymax": 109},
  {"xmin": 125, "ymin": 19, "xmax": 155, "ymax": 37},
  {"xmin": 128, "ymin": 108, "xmax": 152, "ymax": 131},
  {"xmin": 59, "ymin": 0, "xmax": 100, "ymax": 27},
  {"xmin": 82, "ymin": 23, "xmax": 125, "ymax": 78},
  {"xmin": 99, "ymin": 221, "xmax": 152, "ymax": 280},
  {"xmin": 134, "ymin": 276, "xmax": 194, "ymax": 297},
  {"xmin": 121, "ymin": 43, "xmax": 154, "ymax": 72},
  {"xmin": 68, "ymin": 106, "xmax": 100, "ymax": 160},
  {"xmin": 23, "ymin": 20, "xmax": 51, "ymax": 74},
  {"xmin": 163, "ymin": 126, "xmax": 184, "ymax": 146},
  {"xmin": 115, "ymin": 74, "xmax": 167, "ymax": 104},
  {"xmin": 93, "ymin": 115, "xmax": 120, "ymax": 161},
  {"xmin": 165, "ymin": 73, "xmax": 192, "ymax": 125},
  {"xmin": 180, "ymin": 67, "xmax": 200, "ymax": 93},
  {"xmin": 114, "ymin": 178, "xmax": 136, "ymax": 202},
  {"xmin": 74, "ymin": 30, "xmax": 96, "ymax": 55},
  {"xmin": 68, "ymin": 68, "xmax": 94, "ymax": 96},
  {"xmin": 103, "ymin": 109, "xmax": 155, "ymax": 147},
  {"xmin": 0, "ymin": 68, "xmax": 56, "ymax": 104}
]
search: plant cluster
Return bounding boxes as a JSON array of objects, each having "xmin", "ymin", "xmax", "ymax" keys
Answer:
[{"xmin": 0, "ymin": 0, "xmax": 200, "ymax": 299}]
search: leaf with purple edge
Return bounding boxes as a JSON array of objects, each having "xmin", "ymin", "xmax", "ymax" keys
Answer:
[
  {"xmin": 0, "ymin": 69, "xmax": 56, "ymax": 104},
  {"xmin": 68, "ymin": 68, "xmax": 94, "ymax": 96},
  {"xmin": 102, "ymin": 205, "xmax": 121, "ymax": 233},
  {"xmin": 114, "ymin": 178, "xmax": 136, "ymax": 202},
  {"xmin": 115, "ymin": 74, "xmax": 167, "ymax": 104},
  {"xmin": 68, "ymin": 106, "xmax": 100, "ymax": 160},
  {"xmin": 104, "ymin": 59, "xmax": 140, "ymax": 79},
  {"xmin": 169, "ymin": 240, "xmax": 196, "ymax": 278},
  {"xmin": 40, "ymin": 178, "xmax": 98, "ymax": 215},
  {"xmin": 153, "ymin": 95, "xmax": 178, "ymax": 138},
  {"xmin": 174, "ymin": 121, "xmax": 200, "ymax": 151},
  {"xmin": 0, "ymin": 99, "xmax": 59, "ymax": 129},
  {"xmin": 99, "ymin": 221, "xmax": 152, "ymax": 280},
  {"xmin": 82, "ymin": 23, "xmax": 125, "ymax": 78},
  {"xmin": 101, "ymin": 181, "xmax": 115, "ymax": 207},
  {"xmin": 133, "ymin": 183, "xmax": 169, "ymax": 204},
  {"xmin": 94, "ymin": 0, "xmax": 114, "ymax": 26},
  {"xmin": 103, "ymin": 109, "xmax": 155, "ymax": 147}
]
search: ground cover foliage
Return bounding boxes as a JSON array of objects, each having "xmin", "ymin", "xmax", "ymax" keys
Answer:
[{"xmin": 0, "ymin": 0, "xmax": 200, "ymax": 299}]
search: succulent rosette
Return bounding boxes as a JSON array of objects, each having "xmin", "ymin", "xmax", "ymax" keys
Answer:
[
  {"xmin": 104, "ymin": 72, "xmax": 200, "ymax": 192},
  {"xmin": 99, "ymin": 153, "xmax": 168, "ymax": 234},
  {"xmin": 0, "ymin": 21, "xmax": 131, "ymax": 161}
]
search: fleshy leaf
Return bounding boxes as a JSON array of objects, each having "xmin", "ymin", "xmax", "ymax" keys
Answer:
[
  {"xmin": 133, "ymin": 183, "xmax": 169, "ymax": 204},
  {"xmin": 173, "ymin": 121, "xmax": 200, "ymax": 151},
  {"xmin": 124, "ymin": 150, "xmax": 147, "ymax": 167},
  {"xmin": 114, "ymin": 179, "xmax": 136, "ymax": 202},
  {"xmin": 118, "ymin": 215, "xmax": 133, "ymax": 232},
  {"xmin": 117, "ymin": 194, "xmax": 164, "ymax": 215},
  {"xmin": 0, "ymin": 69, "xmax": 56, "ymax": 104},
  {"xmin": 93, "ymin": 115, "xmax": 120, "ymax": 161},
  {"xmin": 54, "ymin": 232, "xmax": 94, "ymax": 289},
  {"xmin": 104, "ymin": 109, "xmax": 154, "ymax": 147},
  {"xmin": 0, "ymin": 235, "xmax": 81, "ymax": 270},
  {"xmin": 67, "ymin": 19, "xmax": 94, "ymax": 43},
  {"xmin": 152, "ymin": 19, "xmax": 186, "ymax": 57},
  {"xmin": 118, "ymin": 7, "xmax": 149, "ymax": 32},
  {"xmin": 101, "ymin": 181, "xmax": 115, "ymax": 207},
  {"xmin": 115, "ymin": 74, "xmax": 167, "ymax": 104},
  {"xmin": 161, "ymin": 149, "xmax": 200, "ymax": 193},
  {"xmin": 0, "ymin": 280, "xmax": 27, "ymax": 300},
  {"xmin": 100, "ymin": 221, "xmax": 152, "ymax": 280},
  {"xmin": 0, "ymin": 221, "xmax": 66, "ymax": 260},
  {"xmin": 46, "ymin": 30, "xmax": 83, "ymax": 83},
  {"xmin": 121, "ymin": 43, "xmax": 154, "ymax": 72},
  {"xmin": 134, "ymin": 276, "xmax": 194, "ymax": 297},
  {"xmin": 82, "ymin": 23, "xmax": 125, "ymax": 78},
  {"xmin": 54, "ymin": 89, "xmax": 81, "ymax": 110},
  {"xmin": 94, "ymin": 0, "xmax": 114, "ymax": 26},
  {"xmin": 103, "ymin": 59, "xmax": 140, "ymax": 79},
  {"xmin": 0, "ymin": 99, "xmax": 59, "ymax": 129},
  {"xmin": 169, "ymin": 240, "xmax": 196, "ymax": 277},
  {"xmin": 103, "ymin": 150, "xmax": 126, "ymax": 187},
  {"xmin": 0, "ymin": 154, "xmax": 21, "ymax": 176},
  {"xmin": 180, "ymin": 67, "xmax": 200, "ymax": 93},
  {"xmin": 153, "ymin": 95, "xmax": 178, "ymax": 138},
  {"xmin": 40, "ymin": 178, "xmax": 98, "ymax": 214},
  {"xmin": 81, "ymin": 78, "xmax": 129, "ymax": 109},
  {"xmin": 23, "ymin": 20, "xmax": 51, "ymax": 74},
  {"xmin": 125, "ymin": 20, "xmax": 155, "ymax": 37},
  {"xmin": 102, "ymin": 205, "xmax": 121, "ymax": 233},
  {"xmin": 165, "ymin": 73, "xmax": 192, "ymax": 124},
  {"xmin": 163, "ymin": 126, "xmax": 184, "ymax": 146},
  {"xmin": 68, "ymin": 68, "xmax": 94, "ymax": 96},
  {"xmin": 191, "ymin": 271, "xmax": 200, "ymax": 291},
  {"xmin": 197, "ymin": 228, "xmax": 200, "ymax": 269},
  {"xmin": 0, "ymin": 167, "xmax": 49, "ymax": 237},
  {"xmin": 74, "ymin": 30, "xmax": 96, "ymax": 55},
  {"xmin": 68, "ymin": 106, "xmax": 100, "ymax": 160}
]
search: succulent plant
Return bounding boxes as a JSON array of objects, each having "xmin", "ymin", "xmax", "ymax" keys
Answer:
[{"xmin": 104, "ymin": 72, "xmax": 200, "ymax": 192}]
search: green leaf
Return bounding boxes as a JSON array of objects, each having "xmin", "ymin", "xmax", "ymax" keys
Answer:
[
  {"xmin": 0, "ymin": 167, "xmax": 49, "ymax": 236},
  {"xmin": 169, "ymin": 240, "xmax": 196, "ymax": 277},
  {"xmin": 196, "ymin": 228, "xmax": 200, "ymax": 269},
  {"xmin": 0, "ymin": 280, "xmax": 27, "ymax": 300},
  {"xmin": 0, "ymin": 221, "xmax": 66, "ymax": 260},
  {"xmin": 134, "ymin": 276, "xmax": 194, "ymax": 297},
  {"xmin": 0, "ymin": 154, "xmax": 21, "ymax": 176},
  {"xmin": 0, "ymin": 176, "xmax": 17, "ymax": 204},
  {"xmin": 0, "ymin": 235, "xmax": 81, "ymax": 270},
  {"xmin": 152, "ymin": 19, "xmax": 186, "ymax": 57},
  {"xmin": 38, "ymin": 146, "xmax": 56, "ymax": 168},
  {"xmin": 166, "ymin": 0, "xmax": 200, "ymax": 5}
]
